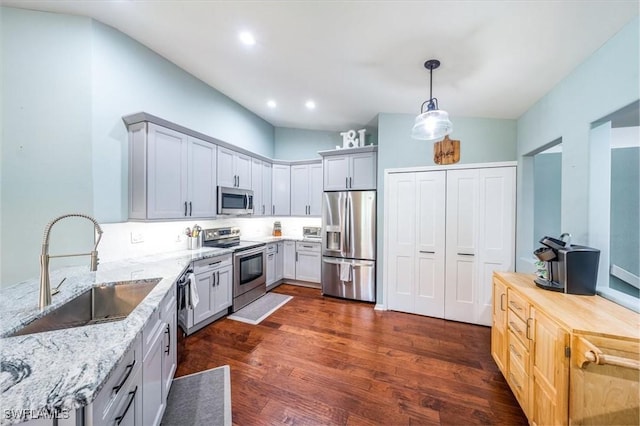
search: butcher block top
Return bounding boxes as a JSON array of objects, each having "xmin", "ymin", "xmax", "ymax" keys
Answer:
[{"xmin": 494, "ymin": 271, "xmax": 640, "ymax": 341}]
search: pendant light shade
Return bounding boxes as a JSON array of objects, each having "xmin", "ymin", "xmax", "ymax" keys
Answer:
[{"xmin": 411, "ymin": 59, "xmax": 453, "ymax": 141}]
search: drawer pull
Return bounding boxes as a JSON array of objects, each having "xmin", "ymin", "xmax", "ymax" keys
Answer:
[
  {"xmin": 509, "ymin": 300, "xmax": 523, "ymax": 311},
  {"xmin": 419, "ymin": 250, "xmax": 435, "ymax": 254},
  {"xmin": 208, "ymin": 261, "xmax": 222, "ymax": 266},
  {"xmin": 509, "ymin": 321, "xmax": 522, "ymax": 335},
  {"xmin": 526, "ymin": 318, "xmax": 533, "ymax": 340},
  {"xmin": 112, "ymin": 360, "xmax": 136, "ymax": 395},
  {"xmin": 165, "ymin": 323, "xmax": 171, "ymax": 355},
  {"xmin": 509, "ymin": 344, "xmax": 522, "ymax": 359},
  {"xmin": 500, "ymin": 293, "xmax": 506, "ymax": 311},
  {"xmin": 115, "ymin": 386, "xmax": 137, "ymax": 425}
]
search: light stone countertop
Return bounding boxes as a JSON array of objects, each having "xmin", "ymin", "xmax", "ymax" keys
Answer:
[{"xmin": 0, "ymin": 246, "xmax": 231, "ymax": 425}]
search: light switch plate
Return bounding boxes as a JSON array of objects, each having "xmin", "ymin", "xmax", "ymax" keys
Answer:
[{"xmin": 131, "ymin": 232, "xmax": 144, "ymax": 244}]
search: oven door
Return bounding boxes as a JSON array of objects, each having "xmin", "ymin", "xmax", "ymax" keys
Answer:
[
  {"xmin": 233, "ymin": 246, "xmax": 266, "ymax": 298},
  {"xmin": 218, "ymin": 186, "xmax": 254, "ymax": 215}
]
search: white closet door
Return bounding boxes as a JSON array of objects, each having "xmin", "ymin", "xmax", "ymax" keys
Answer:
[
  {"xmin": 476, "ymin": 167, "xmax": 516, "ymax": 326},
  {"xmin": 414, "ymin": 171, "xmax": 446, "ymax": 317},
  {"xmin": 386, "ymin": 173, "xmax": 417, "ymax": 313},
  {"xmin": 445, "ymin": 169, "xmax": 479, "ymax": 324}
]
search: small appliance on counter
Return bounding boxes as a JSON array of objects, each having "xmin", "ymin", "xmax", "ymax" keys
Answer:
[
  {"xmin": 533, "ymin": 234, "xmax": 600, "ymax": 295},
  {"xmin": 302, "ymin": 226, "xmax": 321, "ymax": 241}
]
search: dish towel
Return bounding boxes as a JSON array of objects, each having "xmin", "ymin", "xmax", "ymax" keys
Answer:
[
  {"xmin": 339, "ymin": 263, "xmax": 352, "ymax": 282},
  {"xmin": 188, "ymin": 273, "xmax": 199, "ymax": 308}
]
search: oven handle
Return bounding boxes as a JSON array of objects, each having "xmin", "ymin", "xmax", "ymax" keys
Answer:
[{"xmin": 235, "ymin": 246, "xmax": 266, "ymax": 259}]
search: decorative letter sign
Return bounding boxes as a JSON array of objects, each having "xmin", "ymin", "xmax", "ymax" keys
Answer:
[{"xmin": 340, "ymin": 128, "xmax": 367, "ymax": 148}]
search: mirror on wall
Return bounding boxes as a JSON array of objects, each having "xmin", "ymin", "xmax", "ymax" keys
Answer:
[
  {"xmin": 533, "ymin": 139, "xmax": 562, "ymax": 245},
  {"xmin": 589, "ymin": 100, "xmax": 639, "ymax": 305}
]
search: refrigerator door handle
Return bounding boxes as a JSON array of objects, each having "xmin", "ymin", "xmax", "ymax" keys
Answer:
[
  {"xmin": 322, "ymin": 257, "xmax": 373, "ymax": 268},
  {"xmin": 344, "ymin": 195, "xmax": 350, "ymax": 254}
]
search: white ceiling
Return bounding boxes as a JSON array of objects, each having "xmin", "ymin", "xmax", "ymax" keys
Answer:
[{"xmin": 2, "ymin": 0, "xmax": 638, "ymax": 131}]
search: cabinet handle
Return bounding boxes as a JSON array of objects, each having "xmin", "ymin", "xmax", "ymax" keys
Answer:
[
  {"xmin": 189, "ymin": 201, "xmax": 192, "ymax": 216},
  {"xmin": 419, "ymin": 250, "xmax": 435, "ymax": 254},
  {"xmin": 526, "ymin": 318, "xmax": 533, "ymax": 340},
  {"xmin": 509, "ymin": 301, "xmax": 522, "ymax": 311},
  {"xmin": 346, "ymin": 177, "xmax": 349, "ymax": 189},
  {"xmin": 295, "ymin": 252, "xmax": 298, "ymax": 262},
  {"xmin": 115, "ymin": 386, "xmax": 138, "ymax": 425},
  {"xmin": 217, "ymin": 271, "xmax": 220, "ymax": 286},
  {"xmin": 112, "ymin": 360, "xmax": 136, "ymax": 395},
  {"xmin": 509, "ymin": 344, "xmax": 522, "ymax": 359},
  {"xmin": 500, "ymin": 293, "xmax": 506, "ymax": 311},
  {"xmin": 262, "ymin": 205, "xmax": 265, "ymax": 215},
  {"xmin": 165, "ymin": 323, "xmax": 170, "ymax": 355},
  {"xmin": 184, "ymin": 201, "xmax": 187, "ymax": 217},
  {"xmin": 272, "ymin": 205, "xmax": 275, "ymax": 215},
  {"xmin": 457, "ymin": 252, "xmax": 475, "ymax": 256},
  {"xmin": 509, "ymin": 321, "xmax": 522, "ymax": 335},
  {"xmin": 349, "ymin": 177, "xmax": 352, "ymax": 188},
  {"xmin": 276, "ymin": 245, "xmax": 279, "ymax": 254},
  {"xmin": 212, "ymin": 271, "xmax": 217, "ymax": 287},
  {"xmin": 208, "ymin": 260, "xmax": 222, "ymax": 266}
]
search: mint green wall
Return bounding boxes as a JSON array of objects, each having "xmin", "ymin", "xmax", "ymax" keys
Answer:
[
  {"xmin": 516, "ymin": 17, "xmax": 639, "ymax": 274},
  {"xmin": 1, "ymin": 7, "xmax": 275, "ymax": 285},
  {"xmin": 1, "ymin": 8, "xmax": 94, "ymax": 286},
  {"xmin": 274, "ymin": 126, "xmax": 378, "ymax": 160},
  {"xmin": 376, "ymin": 113, "xmax": 517, "ymax": 303}
]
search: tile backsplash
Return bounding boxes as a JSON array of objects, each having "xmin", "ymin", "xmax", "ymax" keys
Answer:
[{"xmin": 99, "ymin": 216, "xmax": 321, "ymax": 262}]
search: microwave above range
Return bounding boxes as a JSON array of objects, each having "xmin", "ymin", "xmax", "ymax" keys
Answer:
[{"xmin": 217, "ymin": 186, "xmax": 254, "ymax": 215}]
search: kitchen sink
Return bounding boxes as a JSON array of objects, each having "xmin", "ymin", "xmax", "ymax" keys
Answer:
[{"xmin": 9, "ymin": 278, "xmax": 162, "ymax": 337}]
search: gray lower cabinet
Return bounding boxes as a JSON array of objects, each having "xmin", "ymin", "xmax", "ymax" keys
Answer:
[
  {"xmin": 275, "ymin": 242, "xmax": 284, "ymax": 282},
  {"xmin": 85, "ymin": 333, "xmax": 143, "ymax": 426},
  {"xmin": 283, "ymin": 241, "xmax": 296, "ymax": 279},
  {"xmin": 295, "ymin": 242, "xmax": 321, "ymax": 283},
  {"xmin": 266, "ymin": 244, "xmax": 277, "ymax": 287}
]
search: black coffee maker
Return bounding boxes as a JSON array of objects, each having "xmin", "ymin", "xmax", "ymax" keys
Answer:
[{"xmin": 533, "ymin": 235, "xmax": 600, "ymax": 295}]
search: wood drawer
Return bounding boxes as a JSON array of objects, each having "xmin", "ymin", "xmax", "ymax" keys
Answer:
[
  {"xmin": 508, "ymin": 357, "xmax": 530, "ymax": 413},
  {"xmin": 508, "ymin": 330, "xmax": 530, "ymax": 374},
  {"xmin": 508, "ymin": 309, "xmax": 530, "ymax": 349},
  {"xmin": 507, "ymin": 289, "xmax": 528, "ymax": 321}
]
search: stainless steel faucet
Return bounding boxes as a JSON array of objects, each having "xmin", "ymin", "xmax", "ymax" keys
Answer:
[{"xmin": 39, "ymin": 213, "xmax": 103, "ymax": 310}]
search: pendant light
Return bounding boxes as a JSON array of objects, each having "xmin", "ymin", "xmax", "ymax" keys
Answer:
[{"xmin": 411, "ymin": 59, "xmax": 453, "ymax": 140}]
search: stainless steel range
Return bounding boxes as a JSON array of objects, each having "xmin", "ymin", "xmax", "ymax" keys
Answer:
[{"xmin": 203, "ymin": 227, "xmax": 266, "ymax": 312}]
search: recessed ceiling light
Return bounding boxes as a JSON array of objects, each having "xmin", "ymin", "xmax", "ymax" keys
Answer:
[
  {"xmin": 239, "ymin": 31, "xmax": 256, "ymax": 46},
  {"xmin": 305, "ymin": 100, "xmax": 316, "ymax": 110},
  {"xmin": 267, "ymin": 100, "xmax": 277, "ymax": 108}
]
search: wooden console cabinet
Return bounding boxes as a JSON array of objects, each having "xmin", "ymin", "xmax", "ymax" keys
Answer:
[{"xmin": 491, "ymin": 272, "xmax": 639, "ymax": 425}]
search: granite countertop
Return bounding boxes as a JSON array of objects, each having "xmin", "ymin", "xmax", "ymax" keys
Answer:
[{"xmin": 0, "ymin": 246, "xmax": 231, "ymax": 425}]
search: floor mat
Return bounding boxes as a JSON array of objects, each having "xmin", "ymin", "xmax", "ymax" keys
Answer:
[{"xmin": 227, "ymin": 293, "xmax": 293, "ymax": 325}]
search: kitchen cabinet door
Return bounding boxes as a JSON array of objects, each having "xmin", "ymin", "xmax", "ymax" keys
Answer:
[
  {"xmin": 142, "ymin": 323, "xmax": 165, "ymax": 426},
  {"xmin": 252, "ymin": 158, "xmax": 264, "ymax": 216},
  {"xmin": 308, "ymin": 162, "xmax": 323, "ymax": 215},
  {"xmin": 262, "ymin": 162, "xmax": 272, "ymax": 216},
  {"xmin": 111, "ymin": 365, "xmax": 142, "ymax": 426},
  {"xmin": 295, "ymin": 242, "xmax": 321, "ymax": 283},
  {"xmin": 275, "ymin": 242, "xmax": 284, "ymax": 281},
  {"xmin": 531, "ymin": 306, "xmax": 569, "ymax": 426},
  {"xmin": 146, "ymin": 124, "xmax": 189, "ymax": 219},
  {"xmin": 217, "ymin": 146, "xmax": 251, "ymax": 190},
  {"xmin": 193, "ymin": 272, "xmax": 215, "ymax": 324},
  {"xmin": 349, "ymin": 152, "xmax": 377, "ymax": 190},
  {"xmin": 283, "ymin": 241, "xmax": 296, "ymax": 279},
  {"xmin": 323, "ymin": 155, "xmax": 350, "ymax": 191},
  {"xmin": 266, "ymin": 244, "xmax": 276, "ymax": 286},
  {"xmin": 272, "ymin": 164, "xmax": 291, "ymax": 215},
  {"xmin": 213, "ymin": 264, "xmax": 233, "ymax": 313},
  {"xmin": 188, "ymin": 137, "xmax": 217, "ymax": 218},
  {"xmin": 491, "ymin": 278, "xmax": 508, "ymax": 375},
  {"xmin": 290, "ymin": 165, "xmax": 310, "ymax": 216}
]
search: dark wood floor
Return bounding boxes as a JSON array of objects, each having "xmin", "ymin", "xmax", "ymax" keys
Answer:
[{"xmin": 176, "ymin": 284, "xmax": 527, "ymax": 425}]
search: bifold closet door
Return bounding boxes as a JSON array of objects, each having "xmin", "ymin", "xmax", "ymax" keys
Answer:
[
  {"xmin": 387, "ymin": 171, "xmax": 446, "ymax": 317},
  {"xmin": 445, "ymin": 167, "xmax": 516, "ymax": 326}
]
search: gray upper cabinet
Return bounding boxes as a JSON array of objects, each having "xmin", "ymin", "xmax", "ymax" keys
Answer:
[
  {"xmin": 217, "ymin": 146, "xmax": 251, "ymax": 190},
  {"xmin": 251, "ymin": 158, "xmax": 273, "ymax": 216},
  {"xmin": 129, "ymin": 122, "xmax": 217, "ymax": 220},
  {"xmin": 272, "ymin": 164, "xmax": 291, "ymax": 215},
  {"xmin": 322, "ymin": 149, "xmax": 377, "ymax": 191},
  {"xmin": 290, "ymin": 162, "xmax": 323, "ymax": 216}
]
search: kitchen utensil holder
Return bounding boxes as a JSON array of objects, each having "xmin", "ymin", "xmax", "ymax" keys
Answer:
[{"xmin": 188, "ymin": 236, "xmax": 201, "ymax": 250}]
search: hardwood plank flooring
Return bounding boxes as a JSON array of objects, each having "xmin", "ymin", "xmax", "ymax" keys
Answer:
[{"xmin": 176, "ymin": 284, "xmax": 527, "ymax": 425}]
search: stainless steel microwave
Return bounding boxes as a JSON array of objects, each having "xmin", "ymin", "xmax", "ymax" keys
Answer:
[{"xmin": 217, "ymin": 186, "xmax": 254, "ymax": 215}]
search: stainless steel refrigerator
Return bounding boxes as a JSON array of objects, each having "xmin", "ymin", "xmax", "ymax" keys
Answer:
[{"xmin": 321, "ymin": 190, "xmax": 376, "ymax": 302}]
